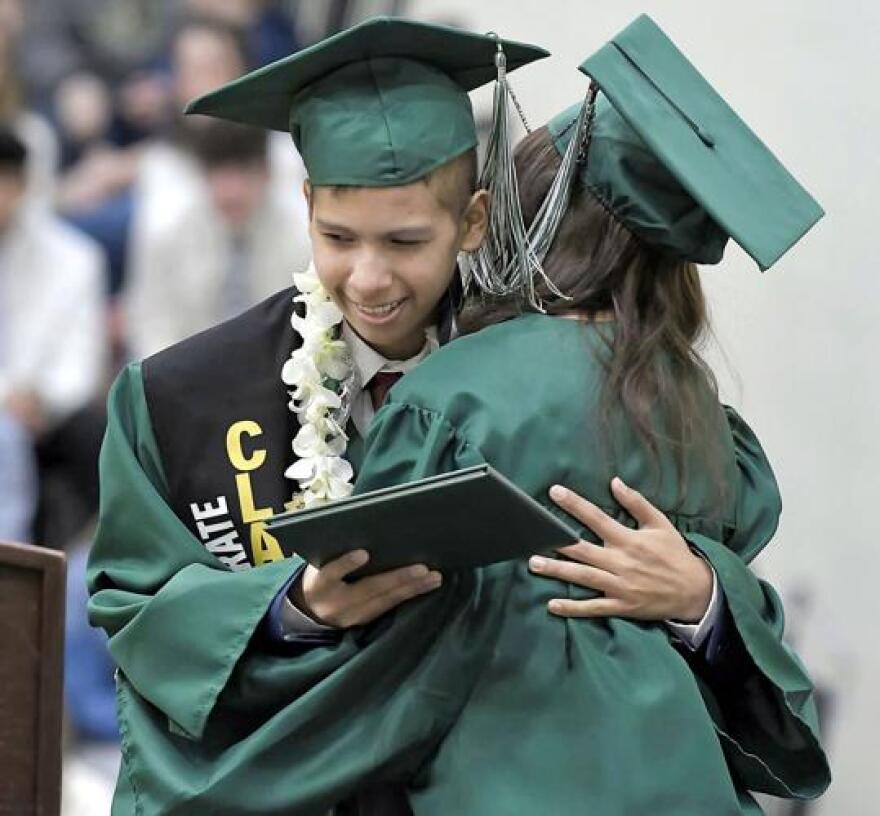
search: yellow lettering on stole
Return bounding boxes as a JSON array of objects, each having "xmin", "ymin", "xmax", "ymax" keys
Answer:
[
  {"xmin": 225, "ymin": 420, "xmax": 283, "ymax": 565},
  {"xmin": 226, "ymin": 420, "xmax": 267, "ymax": 471},
  {"xmin": 235, "ymin": 472, "xmax": 273, "ymax": 523},
  {"xmin": 250, "ymin": 522, "xmax": 284, "ymax": 566}
]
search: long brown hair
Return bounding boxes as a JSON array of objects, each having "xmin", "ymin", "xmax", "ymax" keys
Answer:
[{"xmin": 460, "ymin": 126, "xmax": 726, "ymax": 505}]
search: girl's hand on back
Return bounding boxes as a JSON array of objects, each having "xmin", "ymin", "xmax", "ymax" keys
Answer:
[{"xmin": 529, "ymin": 478, "xmax": 713, "ymax": 623}]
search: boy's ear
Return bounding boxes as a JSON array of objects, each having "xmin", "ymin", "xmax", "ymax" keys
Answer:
[
  {"xmin": 303, "ymin": 179, "xmax": 313, "ymax": 218},
  {"xmin": 459, "ymin": 189, "xmax": 489, "ymax": 252}
]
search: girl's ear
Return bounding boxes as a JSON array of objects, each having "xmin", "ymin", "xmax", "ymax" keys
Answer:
[{"xmin": 459, "ymin": 189, "xmax": 490, "ymax": 251}]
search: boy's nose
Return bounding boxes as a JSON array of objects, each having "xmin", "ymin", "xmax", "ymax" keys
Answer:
[{"xmin": 347, "ymin": 250, "xmax": 393, "ymax": 298}]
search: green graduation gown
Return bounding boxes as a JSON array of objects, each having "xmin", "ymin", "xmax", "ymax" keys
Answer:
[
  {"xmin": 351, "ymin": 313, "xmax": 830, "ymax": 814},
  {"xmin": 88, "ymin": 293, "xmax": 511, "ymax": 814},
  {"xmin": 87, "ymin": 300, "xmax": 828, "ymax": 814}
]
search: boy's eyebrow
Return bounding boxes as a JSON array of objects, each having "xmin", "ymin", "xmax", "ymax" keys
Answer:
[
  {"xmin": 386, "ymin": 226, "xmax": 434, "ymax": 240},
  {"xmin": 314, "ymin": 218, "xmax": 354, "ymax": 233},
  {"xmin": 314, "ymin": 220, "xmax": 435, "ymax": 239}
]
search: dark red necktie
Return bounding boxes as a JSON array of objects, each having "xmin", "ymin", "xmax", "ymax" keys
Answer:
[{"xmin": 368, "ymin": 371, "xmax": 403, "ymax": 410}]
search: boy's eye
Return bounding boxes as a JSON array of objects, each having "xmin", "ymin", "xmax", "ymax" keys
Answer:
[
  {"xmin": 390, "ymin": 238, "xmax": 425, "ymax": 247},
  {"xmin": 323, "ymin": 233, "xmax": 353, "ymax": 244}
]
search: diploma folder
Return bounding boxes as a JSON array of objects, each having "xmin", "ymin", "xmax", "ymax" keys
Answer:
[{"xmin": 265, "ymin": 464, "xmax": 580, "ymax": 578}]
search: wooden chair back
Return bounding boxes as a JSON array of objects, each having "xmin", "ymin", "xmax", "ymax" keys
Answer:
[{"xmin": 0, "ymin": 541, "xmax": 65, "ymax": 816}]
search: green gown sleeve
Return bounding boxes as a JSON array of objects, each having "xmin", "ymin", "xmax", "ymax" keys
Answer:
[
  {"xmin": 87, "ymin": 363, "xmax": 305, "ymax": 739},
  {"xmin": 355, "ymin": 401, "xmax": 488, "ymax": 492},
  {"xmin": 87, "ymin": 365, "xmax": 512, "ymax": 815},
  {"xmin": 683, "ymin": 406, "xmax": 830, "ymax": 799}
]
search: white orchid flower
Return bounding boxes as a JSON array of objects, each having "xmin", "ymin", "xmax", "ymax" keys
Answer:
[
  {"xmin": 291, "ymin": 312, "xmax": 327, "ymax": 344},
  {"xmin": 302, "ymin": 388, "xmax": 341, "ymax": 422},
  {"xmin": 281, "ymin": 353, "xmax": 321, "ymax": 387},
  {"xmin": 286, "ymin": 455, "xmax": 353, "ymax": 490},
  {"xmin": 309, "ymin": 300, "xmax": 344, "ymax": 330},
  {"xmin": 285, "ymin": 456, "xmax": 317, "ymax": 482},
  {"xmin": 285, "ymin": 258, "xmax": 354, "ymax": 508},
  {"xmin": 292, "ymin": 423, "xmax": 344, "ymax": 458},
  {"xmin": 314, "ymin": 339, "xmax": 351, "ymax": 380},
  {"xmin": 301, "ymin": 458, "xmax": 355, "ymax": 505},
  {"xmin": 293, "ymin": 264, "xmax": 321, "ymax": 294}
]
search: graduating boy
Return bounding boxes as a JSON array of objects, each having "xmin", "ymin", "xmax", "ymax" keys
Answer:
[
  {"xmin": 88, "ymin": 19, "xmax": 551, "ymax": 814},
  {"xmin": 87, "ymin": 17, "xmax": 787, "ymax": 815}
]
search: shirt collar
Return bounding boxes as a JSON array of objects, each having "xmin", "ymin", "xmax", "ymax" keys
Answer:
[{"xmin": 341, "ymin": 321, "xmax": 439, "ymax": 388}]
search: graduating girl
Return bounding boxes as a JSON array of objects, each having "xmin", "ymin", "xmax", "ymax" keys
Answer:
[{"xmin": 349, "ymin": 15, "xmax": 831, "ymax": 814}]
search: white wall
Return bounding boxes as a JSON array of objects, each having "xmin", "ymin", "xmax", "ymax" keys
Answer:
[{"xmin": 407, "ymin": 2, "xmax": 878, "ymax": 811}]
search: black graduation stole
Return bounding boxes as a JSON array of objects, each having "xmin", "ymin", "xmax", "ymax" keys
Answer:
[
  {"xmin": 140, "ymin": 278, "xmax": 459, "ymax": 571},
  {"xmin": 141, "ymin": 288, "xmax": 301, "ymax": 569}
]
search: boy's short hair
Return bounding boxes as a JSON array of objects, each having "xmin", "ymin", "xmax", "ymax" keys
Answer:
[
  {"xmin": 422, "ymin": 148, "xmax": 478, "ymax": 216},
  {"xmin": 0, "ymin": 128, "xmax": 27, "ymax": 174},
  {"xmin": 313, "ymin": 148, "xmax": 478, "ymax": 218}
]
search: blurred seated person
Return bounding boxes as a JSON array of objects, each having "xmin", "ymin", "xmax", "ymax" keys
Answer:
[
  {"xmin": 131, "ymin": 14, "xmax": 305, "ymax": 255},
  {"xmin": 54, "ymin": 72, "xmax": 131, "ymax": 213},
  {"xmin": 53, "ymin": 72, "xmax": 137, "ymax": 335},
  {"xmin": 0, "ymin": 405, "xmax": 35, "ymax": 541},
  {"xmin": 0, "ymin": 2, "xmax": 59, "ymax": 213},
  {"xmin": 0, "ymin": 129, "xmax": 106, "ymax": 544},
  {"xmin": 130, "ymin": 15, "xmax": 252, "ymax": 231},
  {"xmin": 15, "ymin": 0, "xmax": 169, "ymax": 113},
  {"xmin": 124, "ymin": 119, "xmax": 309, "ymax": 359},
  {"xmin": 56, "ymin": 17, "xmax": 267, "ymax": 365},
  {"xmin": 182, "ymin": 0, "xmax": 300, "ymax": 66}
]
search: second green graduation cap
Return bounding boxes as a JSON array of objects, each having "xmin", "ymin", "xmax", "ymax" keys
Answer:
[
  {"xmin": 550, "ymin": 15, "xmax": 823, "ymax": 270},
  {"xmin": 186, "ymin": 16, "xmax": 548, "ymax": 188}
]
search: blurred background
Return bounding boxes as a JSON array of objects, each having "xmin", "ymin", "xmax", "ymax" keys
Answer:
[{"xmin": 0, "ymin": 1, "xmax": 874, "ymax": 813}]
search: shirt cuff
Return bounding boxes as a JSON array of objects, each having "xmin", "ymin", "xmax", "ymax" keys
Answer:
[
  {"xmin": 279, "ymin": 595, "xmax": 337, "ymax": 636},
  {"xmin": 264, "ymin": 565, "xmax": 341, "ymax": 646},
  {"xmin": 665, "ymin": 561, "xmax": 721, "ymax": 652}
]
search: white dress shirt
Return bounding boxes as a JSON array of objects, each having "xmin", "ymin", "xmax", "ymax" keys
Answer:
[
  {"xmin": 343, "ymin": 322, "xmax": 440, "ymax": 439},
  {"xmin": 280, "ymin": 321, "xmax": 722, "ymax": 648}
]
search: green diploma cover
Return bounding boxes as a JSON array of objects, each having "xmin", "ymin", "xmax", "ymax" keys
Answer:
[{"xmin": 265, "ymin": 464, "xmax": 580, "ymax": 577}]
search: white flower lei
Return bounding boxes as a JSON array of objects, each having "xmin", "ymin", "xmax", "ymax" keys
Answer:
[{"xmin": 281, "ymin": 261, "xmax": 355, "ymax": 509}]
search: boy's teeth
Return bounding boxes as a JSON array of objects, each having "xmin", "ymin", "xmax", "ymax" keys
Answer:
[{"xmin": 359, "ymin": 300, "xmax": 402, "ymax": 315}]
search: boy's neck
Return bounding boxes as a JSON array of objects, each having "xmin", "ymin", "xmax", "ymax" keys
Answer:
[{"xmin": 341, "ymin": 320, "xmax": 438, "ymax": 368}]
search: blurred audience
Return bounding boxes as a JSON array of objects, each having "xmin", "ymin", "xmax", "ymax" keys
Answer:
[
  {"xmin": 54, "ymin": 73, "xmax": 137, "ymax": 214},
  {"xmin": 0, "ymin": 3, "xmax": 312, "ymax": 811},
  {"xmin": 65, "ymin": 540, "xmax": 119, "ymax": 743},
  {"xmin": 17, "ymin": 0, "xmax": 170, "ymax": 110},
  {"xmin": 63, "ymin": 539, "xmax": 120, "ymax": 813},
  {"xmin": 0, "ymin": 409, "xmax": 35, "ymax": 541},
  {"xmin": 125, "ymin": 120, "xmax": 309, "ymax": 358},
  {"xmin": 0, "ymin": 129, "xmax": 105, "ymax": 544},
  {"xmin": 182, "ymin": 0, "xmax": 301, "ymax": 66},
  {"xmin": 0, "ymin": 0, "xmax": 59, "ymax": 211},
  {"xmin": 125, "ymin": 15, "xmax": 308, "ymax": 358}
]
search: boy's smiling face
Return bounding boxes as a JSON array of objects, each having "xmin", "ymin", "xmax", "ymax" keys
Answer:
[{"xmin": 307, "ymin": 161, "xmax": 487, "ymax": 360}]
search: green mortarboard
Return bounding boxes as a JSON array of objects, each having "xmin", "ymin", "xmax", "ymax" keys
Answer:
[
  {"xmin": 185, "ymin": 17, "xmax": 548, "ymax": 187},
  {"xmin": 548, "ymin": 15, "xmax": 823, "ymax": 270}
]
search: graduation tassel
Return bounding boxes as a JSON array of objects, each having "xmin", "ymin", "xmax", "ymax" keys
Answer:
[
  {"xmin": 527, "ymin": 83, "xmax": 599, "ymax": 274},
  {"xmin": 459, "ymin": 36, "xmax": 542, "ymax": 309},
  {"xmin": 461, "ymin": 57, "xmax": 599, "ymax": 311}
]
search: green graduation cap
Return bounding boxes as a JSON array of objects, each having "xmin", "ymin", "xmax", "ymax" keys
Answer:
[
  {"xmin": 548, "ymin": 14, "xmax": 823, "ymax": 270},
  {"xmin": 185, "ymin": 16, "xmax": 548, "ymax": 188}
]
